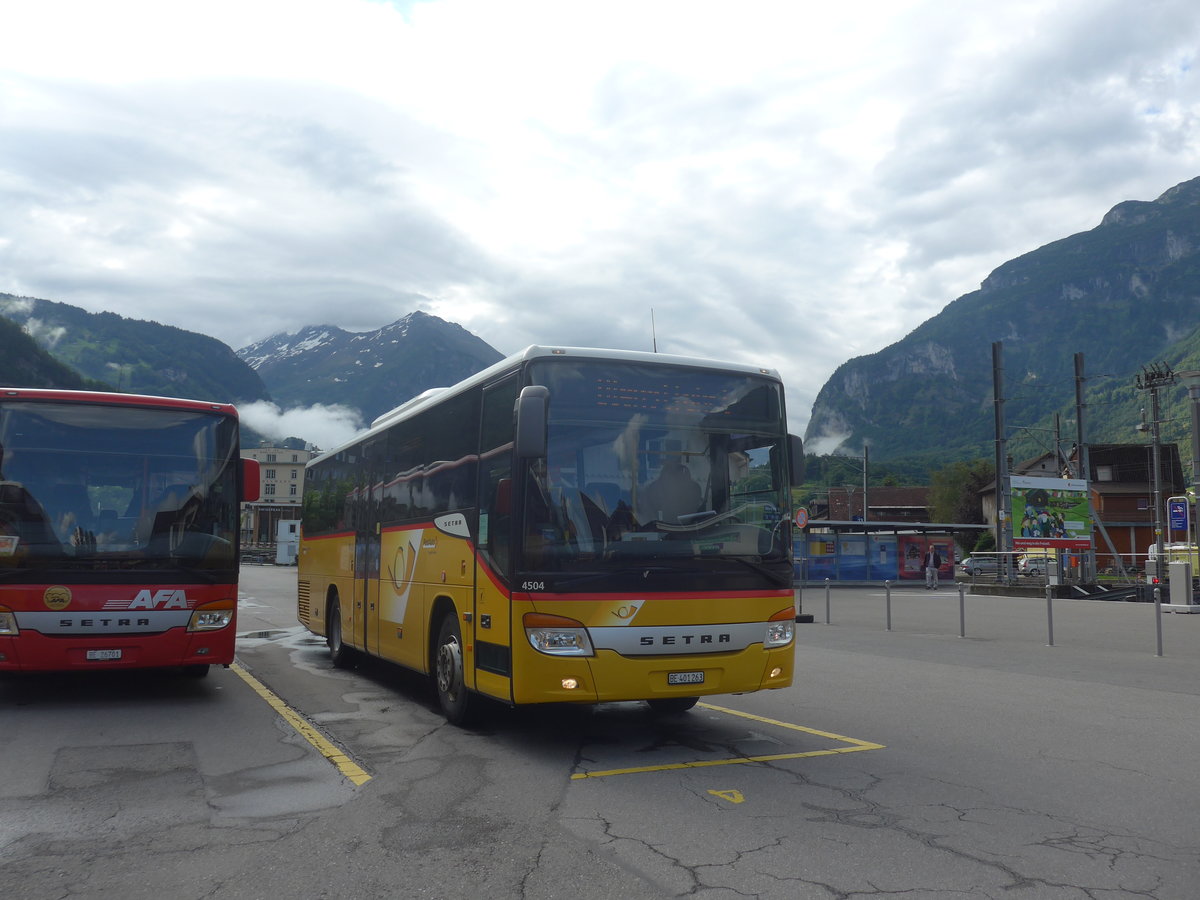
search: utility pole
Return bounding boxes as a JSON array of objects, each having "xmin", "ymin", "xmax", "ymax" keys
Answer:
[
  {"xmin": 1075, "ymin": 352, "xmax": 1099, "ymax": 582},
  {"xmin": 862, "ymin": 445, "xmax": 869, "ymax": 523},
  {"xmin": 992, "ymin": 342, "xmax": 1012, "ymax": 581},
  {"xmin": 1136, "ymin": 362, "xmax": 1177, "ymax": 584}
]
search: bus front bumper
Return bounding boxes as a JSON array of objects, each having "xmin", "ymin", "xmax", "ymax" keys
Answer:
[
  {"xmin": 510, "ymin": 643, "xmax": 794, "ymax": 705},
  {"xmin": 0, "ymin": 627, "xmax": 235, "ymax": 672}
]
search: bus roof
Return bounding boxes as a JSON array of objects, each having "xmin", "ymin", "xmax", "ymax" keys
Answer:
[
  {"xmin": 0, "ymin": 388, "xmax": 240, "ymax": 417},
  {"xmin": 316, "ymin": 345, "xmax": 784, "ymax": 464}
]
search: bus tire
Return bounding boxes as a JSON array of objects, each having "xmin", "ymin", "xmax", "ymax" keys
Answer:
[
  {"xmin": 328, "ymin": 595, "xmax": 356, "ymax": 669},
  {"xmin": 434, "ymin": 612, "xmax": 476, "ymax": 726},
  {"xmin": 647, "ymin": 696, "xmax": 699, "ymax": 714}
]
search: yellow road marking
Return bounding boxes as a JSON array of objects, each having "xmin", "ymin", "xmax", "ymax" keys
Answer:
[
  {"xmin": 231, "ymin": 662, "xmax": 372, "ymax": 786},
  {"xmin": 709, "ymin": 789, "xmax": 745, "ymax": 803},
  {"xmin": 570, "ymin": 701, "xmax": 884, "ymax": 780}
]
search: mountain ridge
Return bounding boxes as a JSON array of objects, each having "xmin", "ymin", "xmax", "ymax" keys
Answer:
[
  {"xmin": 804, "ymin": 176, "xmax": 1200, "ymax": 466},
  {"xmin": 237, "ymin": 310, "xmax": 505, "ymax": 424},
  {"xmin": 0, "ymin": 293, "xmax": 271, "ymax": 404}
]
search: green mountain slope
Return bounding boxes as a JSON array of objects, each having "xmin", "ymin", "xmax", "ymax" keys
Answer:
[
  {"xmin": 0, "ymin": 315, "xmax": 111, "ymax": 391},
  {"xmin": 0, "ymin": 294, "xmax": 271, "ymax": 404},
  {"xmin": 805, "ymin": 176, "xmax": 1200, "ymax": 467}
]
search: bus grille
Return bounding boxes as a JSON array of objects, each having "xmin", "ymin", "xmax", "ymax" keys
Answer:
[{"xmin": 297, "ymin": 580, "xmax": 311, "ymax": 622}]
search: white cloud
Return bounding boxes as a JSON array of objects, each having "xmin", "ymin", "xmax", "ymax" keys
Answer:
[
  {"xmin": 238, "ymin": 400, "xmax": 365, "ymax": 451},
  {"xmin": 1, "ymin": 0, "xmax": 1199, "ymax": 437}
]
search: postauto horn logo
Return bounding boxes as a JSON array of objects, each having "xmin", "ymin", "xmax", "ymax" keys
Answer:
[{"xmin": 43, "ymin": 586, "xmax": 72, "ymax": 611}]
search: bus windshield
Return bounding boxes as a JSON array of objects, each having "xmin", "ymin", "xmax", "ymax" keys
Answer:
[
  {"xmin": 0, "ymin": 401, "xmax": 240, "ymax": 576},
  {"xmin": 519, "ymin": 360, "xmax": 790, "ymax": 583}
]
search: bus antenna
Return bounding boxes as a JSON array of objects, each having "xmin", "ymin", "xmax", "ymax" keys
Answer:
[{"xmin": 651, "ymin": 308, "xmax": 658, "ymax": 352}]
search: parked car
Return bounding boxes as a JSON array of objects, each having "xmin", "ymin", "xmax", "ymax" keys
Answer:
[
  {"xmin": 1020, "ymin": 557, "xmax": 1048, "ymax": 576},
  {"xmin": 959, "ymin": 556, "xmax": 999, "ymax": 576},
  {"xmin": 1018, "ymin": 552, "xmax": 1055, "ymax": 576},
  {"xmin": 1017, "ymin": 549, "xmax": 1056, "ymax": 578}
]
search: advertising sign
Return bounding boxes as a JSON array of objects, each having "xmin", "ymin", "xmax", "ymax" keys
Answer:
[
  {"xmin": 897, "ymin": 535, "xmax": 955, "ymax": 580},
  {"xmin": 1011, "ymin": 476, "xmax": 1091, "ymax": 550}
]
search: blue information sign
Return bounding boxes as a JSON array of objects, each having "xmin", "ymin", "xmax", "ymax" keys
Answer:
[{"xmin": 1169, "ymin": 499, "xmax": 1189, "ymax": 532}]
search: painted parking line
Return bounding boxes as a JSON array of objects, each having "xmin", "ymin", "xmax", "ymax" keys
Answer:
[
  {"xmin": 570, "ymin": 701, "xmax": 885, "ymax": 780},
  {"xmin": 231, "ymin": 662, "xmax": 372, "ymax": 786}
]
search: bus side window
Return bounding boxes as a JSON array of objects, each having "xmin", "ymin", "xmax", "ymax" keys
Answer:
[{"xmin": 478, "ymin": 376, "xmax": 519, "ymax": 580}]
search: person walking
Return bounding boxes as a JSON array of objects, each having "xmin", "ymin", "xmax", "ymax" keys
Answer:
[{"xmin": 923, "ymin": 546, "xmax": 942, "ymax": 590}]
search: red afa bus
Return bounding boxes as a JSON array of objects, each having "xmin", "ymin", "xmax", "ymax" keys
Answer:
[{"xmin": 0, "ymin": 390, "xmax": 259, "ymax": 676}]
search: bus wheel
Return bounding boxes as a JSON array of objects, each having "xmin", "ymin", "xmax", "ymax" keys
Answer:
[
  {"xmin": 182, "ymin": 664, "xmax": 210, "ymax": 678},
  {"xmin": 647, "ymin": 696, "xmax": 699, "ymax": 714},
  {"xmin": 328, "ymin": 596, "xmax": 356, "ymax": 669},
  {"xmin": 434, "ymin": 613, "xmax": 475, "ymax": 725}
]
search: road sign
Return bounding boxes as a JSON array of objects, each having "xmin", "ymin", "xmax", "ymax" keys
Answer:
[
  {"xmin": 1169, "ymin": 497, "xmax": 1189, "ymax": 532},
  {"xmin": 794, "ymin": 507, "xmax": 809, "ymax": 528}
]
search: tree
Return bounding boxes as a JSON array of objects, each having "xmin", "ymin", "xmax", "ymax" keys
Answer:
[{"xmin": 929, "ymin": 458, "xmax": 995, "ymax": 553}]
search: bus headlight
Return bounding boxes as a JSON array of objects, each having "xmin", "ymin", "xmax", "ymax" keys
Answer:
[
  {"xmin": 765, "ymin": 607, "xmax": 795, "ymax": 648},
  {"xmin": 524, "ymin": 613, "xmax": 594, "ymax": 657},
  {"xmin": 0, "ymin": 606, "xmax": 18, "ymax": 635},
  {"xmin": 187, "ymin": 600, "xmax": 235, "ymax": 632}
]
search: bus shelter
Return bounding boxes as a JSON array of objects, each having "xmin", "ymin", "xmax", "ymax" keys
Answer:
[{"xmin": 795, "ymin": 520, "xmax": 991, "ymax": 585}]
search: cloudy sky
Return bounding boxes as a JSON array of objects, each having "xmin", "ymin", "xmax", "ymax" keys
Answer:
[{"xmin": 2, "ymin": 0, "xmax": 1198, "ymax": 444}]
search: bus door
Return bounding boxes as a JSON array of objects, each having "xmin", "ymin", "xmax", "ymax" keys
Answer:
[
  {"xmin": 472, "ymin": 376, "xmax": 520, "ymax": 702},
  {"xmin": 355, "ymin": 439, "xmax": 384, "ymax": 656}
]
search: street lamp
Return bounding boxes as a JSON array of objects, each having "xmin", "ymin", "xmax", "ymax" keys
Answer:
[{"xmin": 1175, "ymin": 370, "xmax": 1200, "ymax": 557}]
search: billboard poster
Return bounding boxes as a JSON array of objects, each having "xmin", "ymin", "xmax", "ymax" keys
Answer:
[
  {"xmin": 897, "ymin": 535, "xmax": 955, "ymax": 580},
  {"xmin": 1011, "ymin": 476, "xmax": 1091, "ymax": 550}
]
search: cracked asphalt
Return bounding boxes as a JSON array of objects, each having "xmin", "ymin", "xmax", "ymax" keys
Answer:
[{"xmin": 2, "ymin": 570, "xmax": 1198, "ymax": 899}]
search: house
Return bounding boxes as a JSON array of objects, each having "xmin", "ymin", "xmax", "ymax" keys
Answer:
[
  {"xmin": 240, "ymin": 444, "xmax": 317, "ymax": 544},
  {"xmin": 824, "ymin": 485, "xmax": 931, "ymax": 523}
]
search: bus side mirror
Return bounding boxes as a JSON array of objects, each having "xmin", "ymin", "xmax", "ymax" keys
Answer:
[
  {"xmin": 242, "ymin": 458, "xmax": 261, "ymax": 502},
  {"xmin": 514, "ymin": 385, "xmax": 549, "ymax": 459},
  {"xmin": 788, "ymin": 434, "xmax": 804, "ymax": 487}
]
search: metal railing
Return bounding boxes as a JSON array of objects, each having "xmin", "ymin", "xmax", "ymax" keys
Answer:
[{"xmin": 814, "ymin": 578, "xmax": 1191, "ymax": 657}]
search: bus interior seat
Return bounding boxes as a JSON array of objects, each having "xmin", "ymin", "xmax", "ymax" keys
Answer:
[
  {"xmin": 156, "ymin": 483, "xmax": 197, "ymax": 510},
  {"xmin": 43, "ymin": 484, "xmax": 94, "ymax": 537},
  {"xmin": 586, "ymin": 482, "xmax": 621, "ymax": 514},
  {"xmin": 134, "ymin": 483, "xmax": 197, "ymax": 545}
]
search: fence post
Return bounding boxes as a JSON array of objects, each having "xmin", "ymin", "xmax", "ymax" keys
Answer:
[
  {"xmin": 958, "ymin": 583, "xmax": 966, "ymax": 638},
  {"xmin": 1045, "ymin": 584, "xmax": 1055, "ymax": 647},
  {"xmin": 1154, "ymin": 585, "xmax": 1164, "ymax": 657},
  {"xmin": 884, "ymin": 580, "xmax": 892, "ymax": 631}
]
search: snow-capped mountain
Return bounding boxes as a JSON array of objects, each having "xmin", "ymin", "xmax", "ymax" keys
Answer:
[{"xmin": 237, "ymin": 311, "xmax": 504, "ymax": 424}]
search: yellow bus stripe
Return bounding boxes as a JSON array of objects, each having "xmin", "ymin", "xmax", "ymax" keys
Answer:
[
  {"xmin": 231, "ymin": 662, "xmax": 372, "ymax": 786},
  {"xmin": 569, "ymin": 702, "xmax": 885, "ymax": 780}
]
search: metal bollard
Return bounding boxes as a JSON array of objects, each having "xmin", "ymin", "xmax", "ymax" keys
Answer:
[
  {"xmin": 825, "ymin": 578, "xmax": 831, "ymax": 625},
  {"xmin": 884, "ymin": 580, "xmax": 892, "ymax": 631},
  {"xmin": 1045, "ymin": 584, "xmax": 1054, "ymax": 647},
  {"xmin": 1154, "ymin": 585, "xmax": 1163, "ymax": 657},
  {"xmin": 958, "ymin": 583, "xmax": 966, "ymax": 638}
]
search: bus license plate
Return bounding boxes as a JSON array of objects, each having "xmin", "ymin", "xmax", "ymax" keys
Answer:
[
  {"xmin": 86, "ymin": 649, "xmax": 122, "ymax": 661},
  {"xmin": 668, "ymin": 671, "xmax": 704, "ymax": 685}
]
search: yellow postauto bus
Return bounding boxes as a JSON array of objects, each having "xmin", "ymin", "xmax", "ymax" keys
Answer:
[{"xmin": 297, "ymin": 346, "xmax": 803, "ymax": 724}]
